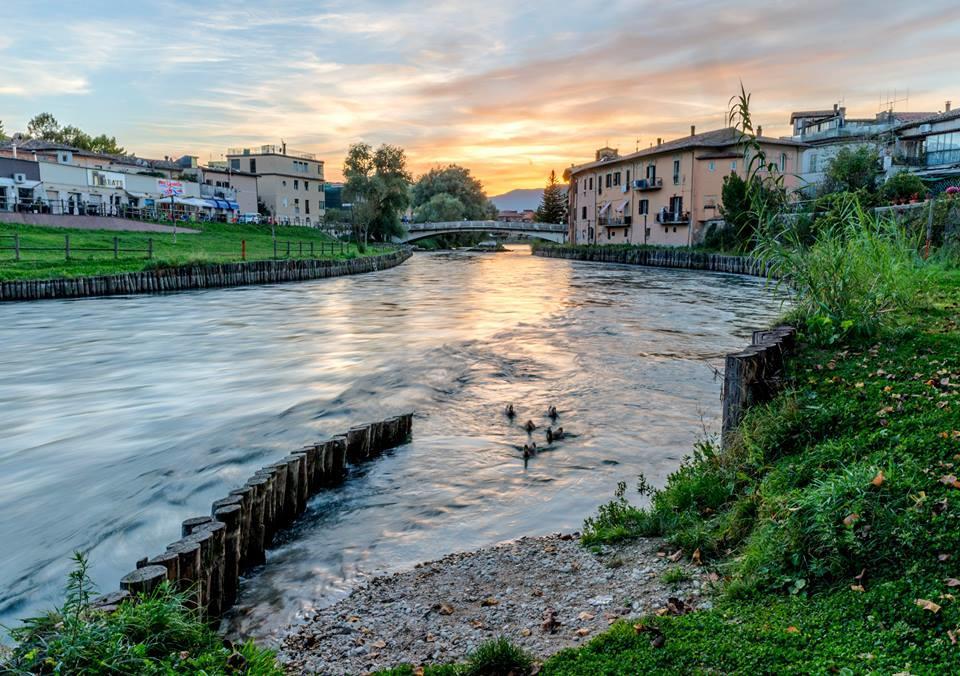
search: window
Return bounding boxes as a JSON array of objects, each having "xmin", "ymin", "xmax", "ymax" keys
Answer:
[
  {"xmin": 249, "ymin": 159, "xmax": 256, "ymax": 173},
  {"xmin": 589, "ymin": 177, "xmax": 593, "ymax": 190},
  {"xmin": 808, "ymin": 154, "xmax": 817, "ymax": 172},
  {"xmin": 305, "ymin": 199, "xmax": 310, "ymax": 214},
  {"xmin": 670, "ymin": 195, "xmax": 683, "ymax": 215},
  {"xmin": 230, "ymin": 159, "xmax": 240, "ymax": 170},
  {"xmin": 646, "ymin": 164, "xmax": 656, "ymax": 181},
  {"xmin": 283, "ymin": 180, "xmax": 287, "ymax": 187},
  {"xmin": 613, "ymin": 171, "xmax": 620, "ymax": 186},
  {"xmin": 672, "ymin": 159, "xmax": 680, "ymax": 185},
  {"xmin": 305, "ymin": 181, "xmax": 309, "ymax": 191},
  {"xmin": 294, "ymin": 180, "xmax": 299, "ymax": 190},
  {"xmin": 626, "ymin": 170, "xmax": 631, "ymax": 184},
  {"xmin": 708, "ymin": 161, "xmax": 716, "ymax": 172},
  {"xmin": 582, "ymin": 206, "xmax": 587, "ymax": 219},
  {"xmin": 780, "ymin": 153, "xmax": 787, "ymax": 172},
  {"xmin": 638, "ymin": 199, "xmax": 649, "ymax": 215},
  {"xmin": 730, "ymin": 160, "xmax": 737, "ymax": 171},
  {"xmin": 606, "ymin": 173, "xmax": 612, "ymax": 188}
]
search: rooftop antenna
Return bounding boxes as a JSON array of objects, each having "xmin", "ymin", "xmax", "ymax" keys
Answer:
[{"xmin": 636, "ymin": 137, "xmax": 640, "ymax": 152}]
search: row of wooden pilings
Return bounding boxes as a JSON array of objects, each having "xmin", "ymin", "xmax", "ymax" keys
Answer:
[
  {"xmin": 91, "ymin": 413, "xmax": 414, "ymax": 617},
  {"xmin": 721, "ymin": 327, "xmax": 797, "ymax": 443},
  {"xmin": 532, "ymin": 245, "xmax": 766, "ymax": 276}
]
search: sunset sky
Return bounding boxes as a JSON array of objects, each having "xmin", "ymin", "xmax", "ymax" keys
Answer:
[{"xmin": 3, "ymin": 0, "xmax": 959, "ymax": 194}]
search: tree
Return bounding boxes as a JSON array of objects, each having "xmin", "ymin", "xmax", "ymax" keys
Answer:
[
  {"xmin": 343, "ymin": 142, "xmax": 412, "ymax": 243},
  {"xmin": 535, "ymin": 170, "xmax": 568, "ymax": 223},
  {"xmin": 822, "ymin": 146, "xmax": 881, "ymax": 194},
  {"xmin": 414, "ymin": 193, "xmax": 466, "ymax": 222},
  {"xmin": 0, "ymin": 120, "xmax": 6, "ymax": 141},
  {"xmin": 881, "ymin": 171, "xmax": 926, "ymax": 203},
  {"xmin": 411, "ymin": 165, "xmax": 496, "ymax": 220},
  {"xmin": 27, "ymin": 112, "xmax": 61, "ymax": 140}
]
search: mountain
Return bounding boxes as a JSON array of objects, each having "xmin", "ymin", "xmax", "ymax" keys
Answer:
[{"xmin": 489, "ymin": 188, "xmax": 543, "ymax": 212}]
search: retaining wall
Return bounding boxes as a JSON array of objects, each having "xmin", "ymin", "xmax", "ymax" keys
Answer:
[
  {"xmin": 532, "ymin": 245, "xmax": 763, "ymax": 276},
  {"xmin": 0, "ymin": 249, "xmax": 411, "ymax": 302},
  {"xmin": 91, "ymin": 414, "xmax": 414, "ymax": 618}
]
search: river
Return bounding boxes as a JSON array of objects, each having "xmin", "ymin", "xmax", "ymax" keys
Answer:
[{"xmin": 0, "ymin": 246, "xmax": 785, "ymax": 641}]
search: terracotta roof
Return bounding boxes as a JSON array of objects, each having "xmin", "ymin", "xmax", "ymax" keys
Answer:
[
  {"xmin": 790, "ymin": 110, "xmax": 837, "ymax": 122},
  {"xmin": 896, "ymin": 107, "xmax": 960, "ymax": 132},
  {"xmin": 568, "ymin": 127, "xmax": 806, "ymax": 176}
]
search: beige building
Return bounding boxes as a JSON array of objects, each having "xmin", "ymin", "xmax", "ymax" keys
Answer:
[
  {"xmin": 565, "ymin": 127, "xmax": 806, "ymax": 246},
  {"xmin": 226, "ymin": 145, "xmax": 324, "ymax": 225},
  {"xmin": 199, "ymin": 166, "xmax": 259, "ymax": 215}
]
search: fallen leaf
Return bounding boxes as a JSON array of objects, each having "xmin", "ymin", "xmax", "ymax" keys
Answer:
[
  {"xmin": 948, "ymin": 629, "xmax": 957, "ymax": 645},
  {"xmin": 871, "ymin": 471, "xmax": 885, "ymax": 487},
  {"xmin": 425, "ymin": 633, "xmax": 436, "ymax": 643},
  {"xmin": 372, "ymin": 640, "xmax": 386, "ymax": 649},
  {"xmin": 578, "ymin": 612, "xmax": 595, "ymax": 621},
  {"xmin": 692, "ymin": 548, "xmax": 702, "ymax": 565},
  {"xmin": 520, "ymin": 628, "xmax": 532, "ymax": 637},
  {"xmin": 650, "ymin": 634, "xmax": 665, "ymax": 649},
  {"xmin": 916, "ymin": 599, "xmax": 942, "ymax": 613},
  {"xmin": 851, "ymin": 585, "xmax": 865, "ymax": 592},
  {"xmin": 480, "ymin": 597, "xmax": 499, "ymax": 607},
  {"xmin": 785, "ymin": 626, "xmax": 800, "ymax": 634},
  {"xmin": 576, "ymin": 628, "xmax": 590, "ymax": 637},
  {"xmin": 470, "ymin": 619, "xmax": 485, "ymax": 629},
  {"xmin": 436, "ymin": 603, "xmax": 454, "ymax": 616},
  {"xmin": 347, "ymin": 616, "xmax": 360, "ymax": 623},
  {"xmin": 843, "ymin": 513, "xmax": 860, "ymax": 527},
  {"xmin": 946, "ymin": 579, "xmax": 960, "ymax": 588},
  {"xmin": 668, "ymin": 549, "xmax": 683, "ymax": 562},
  {"xmin": 855, "ymin": 382, "xmax": 865, "ymax": 389},
  {"xmin": 939, "ymin": 553, "xmax": 952, "ymax": 562}
]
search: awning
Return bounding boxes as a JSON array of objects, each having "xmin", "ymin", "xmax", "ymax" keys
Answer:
[
  {"xmin": 178, "ymin": 197, "xmax": 209, "ymax": 208},
  {"xmin": 614, "ymin": 200, "xmax": 628, "ymax": 212},
  {"xmin": 202, "ymin": 199, "xmax": 221, "ymax": 209},
  {"xmin": 226, "ymin": 201, "xmax": 239, "ymax": 210},
  {"xmin": 125, "ymin": 190, "xmax": 148, "ymax": 199},
  {"xmin": 598, "ymin": 202, "xmax": 612, "ymax": 215}
]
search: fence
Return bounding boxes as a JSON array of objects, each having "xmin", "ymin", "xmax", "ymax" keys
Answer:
[{"xmin": 0, "ymin": 233, "xmax": 153, "ymax": 261}]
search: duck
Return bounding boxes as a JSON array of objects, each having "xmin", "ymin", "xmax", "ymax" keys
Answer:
[
  {"xmin": 546, "ymin": 426, "xmax": 565, "ymax": 444},
  {"xmin": 547, "ymin": 405, "xmax": 558, "ymax": 420},
  {"xmin": 505, "ymin": 403, "xmax": 516, "ymax": 419},
  {"xmin": 523, "ymin": 442, "xmax": 538, "ymax": 460},
  {"xmin": 546, "ymin": 427, "xmax": 554, "ymax": 444},
  {"xmin": 524, "ymin": 419, "xmax": 537, "ymax": 433}
]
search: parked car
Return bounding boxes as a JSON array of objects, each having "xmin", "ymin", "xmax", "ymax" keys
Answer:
[{"xmin": 239, "ymin": 213, "xmax": 261, "ymax": 224}]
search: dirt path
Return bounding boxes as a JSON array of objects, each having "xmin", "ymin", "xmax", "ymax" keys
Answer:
[{"xmin": 1, "ymin": 213, "xmax": 199, "ymax": 233}]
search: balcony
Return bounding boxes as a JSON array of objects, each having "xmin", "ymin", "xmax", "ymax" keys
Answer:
[
  {"xmin": 599, "ymin": 216, "xmax": 632, "ymax": 226},
  {"xmin": 656, "ymin": 209, "xmax": 690, "ymax": 225},
  {"xmin": 633, "ymin": 177, "xmax": 663, "ymax": 191},
  {"xmin": 200, "ymin": 184, "xmax": 238, "ymax": 201}
]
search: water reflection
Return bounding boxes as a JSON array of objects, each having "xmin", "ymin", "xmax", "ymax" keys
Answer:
[{"xmin": 0, "ymin": 246, "xmax": 785, "ymax": 640}]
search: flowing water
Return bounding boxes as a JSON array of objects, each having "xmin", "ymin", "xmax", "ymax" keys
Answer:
[{"xmin": 0, "ymin": 246, "xmax": 786, "ymax": 641}]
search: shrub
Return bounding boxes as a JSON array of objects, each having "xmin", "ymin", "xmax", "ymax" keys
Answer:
[
  {"xmin": 2, "ymin": 553, "xmax": 281, "ymax": 675},
  {"xmin": 820, "ymin": 146, "xmax": 882, "ymax": 194},
  {"xmin": 464, "ymin": 637, "xmax": 534, "ymax": 676},
  {"xmin": 881, "ymin": 171, "xmax": 926, "ymax": 203}
]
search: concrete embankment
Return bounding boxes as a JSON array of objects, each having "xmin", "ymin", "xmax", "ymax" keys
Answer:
[
  {"xmin": 92, "ymin": 414, "xmax": 414, "ymax": 620},
  {"xmin": 0, "ymin": 248, "xmax": 411, "ymax": 302},
  {"xmin": 532, "ymin": 245, "xmax": 763, "ymax": 276}
]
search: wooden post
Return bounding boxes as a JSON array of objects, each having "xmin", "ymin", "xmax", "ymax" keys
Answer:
[
  {"xmin": 926, "ymin": 196, "xmax": 935, "ymax": 259},
  {"xmin": 346, "ymin": 424, "xmax": 371, "ymax": 463},
  {"xmin": 147, "ymin": 238, "xmax": 153, "ymax": 259},
  {"xmin": 64, "ymin": 234, "xmax": 70, "ymax": 260},
  {"xmin": 90, "ymin": 590, "xmax": 131, "ymax": 613},
  {"xmin": 273, "ymin": 239, "xmax": 277, "ymax": 259},
  {"xmin": 167, "ymin": 539, "xmax": 202, "ymax": 607},
  {"xmin": 120, "ymin": 565, "xmax": 167, "ymax": 597},
  {"xmin": 328, "ymin": 435, "xmax": 348, "ymax": 482},
  {"xmin": 286, "ymin": 241, "xmax": 291, "ymax": 257},
  {"xmin": 310, "ymin": 241, "xmax": 314, "ymax": 257},
  {"xmin": 241, "ymin": 239, "xmax": 246, "ymax": 261},
  {"xmin": 148, "ymin": 550, "xmax": 180, "ymax": 583},
  {"xmin": 182, "ymin": 515, "xmax": 213, "ymax": 538},
  {"xmin": 291, "ymin": 451, "xmax": 310, "ymax": 514},
  {"xmin": 244, "ymin": 477, "xmax": 269, "ymax": 566},
  {"xmin": 282, "ymin": 456, "xmax": 301, "ymax": 523},
  {"xmin": 14, "ymin": 233, "xmax": 19, "ymax": 261},
  {"xmin": 214, "ymin": 505, "xmax": 242, "ymax": 607},
  {"xmin": 113, "ymin": 237, "xmax": 119, "ymax": 259},
  {"xmin": 227, "ymin": 486, "xmax": 254, "ymax": 569},
  {"xmin": 299, "ymin": 241, "xmax": 303, "ymax": 257}
]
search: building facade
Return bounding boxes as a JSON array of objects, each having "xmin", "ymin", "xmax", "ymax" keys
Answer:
[
  {"xmin": 226, "ymin": 145, "xmax": 324, "ymax": 225},
  {"xmin": 565, "ymin": 128, "xmax": 805, "ymax": 246},
  {"xmin": 199, "ymin": 166, "xmax": 259, "ymax": 214}
]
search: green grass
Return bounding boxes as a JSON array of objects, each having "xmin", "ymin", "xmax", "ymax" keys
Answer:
[
  {"xmin": 1, "ymin": 553, "xmax": 282, "ymax": 674},
  {"xmin": 570, "ymin": 265, "xmax": 960, "ymax": 672},
  {"xmin": 0, "ymin": 220, "xmax": 388, "ymax": 281},
  {"xmin": 376, "ymin": 637, "xmax": 533, "ymax": 676}
]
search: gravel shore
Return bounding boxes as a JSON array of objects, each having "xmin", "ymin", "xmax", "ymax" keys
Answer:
[{"xmin": 280, "ymin": 534, "xmax": 710, "ymax": 674}]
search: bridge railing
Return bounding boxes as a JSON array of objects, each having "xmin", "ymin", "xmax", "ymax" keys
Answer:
[{"xmin": 404, "ymin": 220, "xmax": 565, "ymax": 232}]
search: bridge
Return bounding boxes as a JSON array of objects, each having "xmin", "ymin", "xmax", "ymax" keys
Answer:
[{"xmin": 396, "ymin": 220, "xmax": 567, "ymax": 244}]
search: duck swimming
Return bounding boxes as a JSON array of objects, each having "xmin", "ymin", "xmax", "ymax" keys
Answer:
[
  {"xmin": 505, "ymin": 403, "xmax": 516, "ymax": 419},
  {"xmin": 524, "ymin": 419, "xmax": 537, "ymax": 433},
  {"xmin": 547, "ymin": 405, "xmax": 558, "ymax": 420}
]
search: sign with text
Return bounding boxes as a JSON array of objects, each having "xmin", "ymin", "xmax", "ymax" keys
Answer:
[
  {"xmin": 88, "ymin": 169, "xmax": 126, "ymax": 189},
  {"xmin": 157, "ymin": 179, "xmax": 184, "ymax": 197}
]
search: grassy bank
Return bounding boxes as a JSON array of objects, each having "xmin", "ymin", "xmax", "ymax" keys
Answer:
[{"xmin": 0, "ymin": 221, "xmax": 380, "ymax": 281}]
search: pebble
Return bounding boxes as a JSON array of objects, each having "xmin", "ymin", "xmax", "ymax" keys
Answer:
[{"xmin": 279, "ymin": 535, "xmax": 708, "ymax": 674}]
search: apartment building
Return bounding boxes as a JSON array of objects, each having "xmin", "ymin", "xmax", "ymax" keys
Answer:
[
  {"xmin": 199, "ymin": 166, "xmax": 258, "ymax": 214},
  {"xmin": 226, "ymin": 145, "xmax": 324, "ymax": 225},
  {"xmin": 565, "ymin": 127, "xmax": 806, "ymax": 246}
]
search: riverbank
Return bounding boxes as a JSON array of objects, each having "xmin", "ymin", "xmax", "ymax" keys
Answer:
[
  {"xmin": 0, "ymin": 220, "xmax": 368, "ymax": 282},
  {"xmin": 0, "ymin": 247, "xmax": 410, "ymax": 301},
  {"xmin": 279, "ymin": 533, "xmax": 707, "ymax": 674},
  {"xmin": 531, "ymin": 243, "xmax": 762, "ymax": 276}
]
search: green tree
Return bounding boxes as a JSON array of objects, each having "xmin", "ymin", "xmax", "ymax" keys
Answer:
[
  {"xmin": 535, "ymin": 170, "xmax": 568, "ymax": 223},
  {"xmin": 343, "ymin": 142, "xmax": 412, "ymax": 243},
  {"xmin": 0, "ymin": 120, "xmax": 6, "ymax": 141},
  {"xmin": 822, "ymin": 146, "xmax": 881, "ymax": 194},
  {"xmin": 413, "ymin": 193, "xmax": 466, "ymax": 222},
  {"xmin": 881, "ymin": 171, "xmax": 926, "ymax": 202},
  {"xmin": 411, "ymin": 165, "xmax": 496, "ymax": 220},
  {"xmin": 27, "ymin": 112, "xmax": 61, "ymax": 139}
]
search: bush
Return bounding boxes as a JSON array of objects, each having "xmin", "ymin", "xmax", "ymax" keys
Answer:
[
  {"xmin": 820, "ymin": 146, "xmax": 882, "ymax": 195},
  {"xmin": 2, "ymin": 553, "xmax": 281, "ymax": 675},
  {"xmin": 881, "ymin": 172, "xmax": 926, "ymax": 203},
  {"xmin": 464, "ymin": 637, "xmax": 534, "ymax": 676},
  {"xmin": 755, "ymin": 193, "xmax": 926, "ymax": 342}
]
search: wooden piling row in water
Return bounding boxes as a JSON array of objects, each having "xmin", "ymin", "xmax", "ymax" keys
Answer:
[
  {"xmin": 97, "ymin": 413, "xmax": 414, "ymax": 617},
  {"xmin": 532, "ymin": 245, "xmax": 767, "ymax": 277},
  {"xmin": 0, "ymin": 249, "xmax": 411, "ymax": 302},
  {"xmin": 721, "ymin": 326, "xmax": 796, "ymax": 444}
]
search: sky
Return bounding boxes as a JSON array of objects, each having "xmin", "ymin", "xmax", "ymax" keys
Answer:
[{"xmin": 2, "ymin": 0, "xmax": 960, "ymax": 194}]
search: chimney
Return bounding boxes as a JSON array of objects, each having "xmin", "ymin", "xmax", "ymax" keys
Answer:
[
  {"xmin": 11, "ymin": 143, "xmax": 16, "ymax": 160},
  {"xmin": 757, "ymin": 125, "xmax": 763, "ymax": 137},
  {"xmin": 690, "ymin": 125, "xmax": 696, "ymax": 136},
  {"xmin": 282, "ymin": 141, "xmax": 287, "ymax": 155},
  {"xmin": 947, "ymin": 100, "xmax": 952, "ymax": 112},
  {"xmin": 656, "ymin": 137, "xmax": 662, "ymax": 146},
  {"xmin": 833, "ymin": 103, "xmax": 838, "ymax": 113}
]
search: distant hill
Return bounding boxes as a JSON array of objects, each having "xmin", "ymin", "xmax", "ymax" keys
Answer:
[{"xmin": 490, "ymin": 188, "xmax": 543, "ymax": 212}]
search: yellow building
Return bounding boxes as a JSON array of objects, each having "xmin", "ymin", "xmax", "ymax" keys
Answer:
[{"xmin": 565, "ymin": 127, "xmax": 806, "ymax": 246}]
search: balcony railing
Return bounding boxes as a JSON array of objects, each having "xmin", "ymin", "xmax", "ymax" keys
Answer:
[
  {"xmin": 599, "ymin": 216, "xmax": 632, "ymax": 226},
  {"xmin": 656, "ymin": 209, "xmax": 690, "ymax": 225},
  {"xmin": 227, "ymin": 145, "xmax": 317, "ymax": 160},
  {"xmin": 633, "ymin": 177, "xmax": 663, "ymax": 191},
  {"xmin": 200, "ymin": 184, "xmax": 238, "ymax": 200}
]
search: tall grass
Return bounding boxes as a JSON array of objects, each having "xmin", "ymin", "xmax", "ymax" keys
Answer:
[{"xmin": 754, "ymin": 192, "xmax": 927, "ymax": 342}]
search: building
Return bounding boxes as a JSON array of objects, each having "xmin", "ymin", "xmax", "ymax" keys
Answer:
[
  {"xmin": 788, "ymin": 104, "xmax": 936, "ymax": 190},
  {"xmin": 0, "ymin": 157, "xmax": 42, "ymax": 212},
  {"xmin": 498, "ymin": 209, "xmax": 536, "ymax": 223},
  {"xmin": 198, "ymin": 166, "xmax": 258, "ymax": 215},
  {"xmin": 888, "ymin": 103, "xmax": 960, "ymax": 192},
  {"xmin": 565, "ymin": 127, "xmax": 806, "ymax": 246},
  {"xmin": 226, "ymin": 145, "xmax": 324, "ymax": 225},
  {"xmin": 324, "ymin": 182, "xmax": 344, "ymax": 210}
]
